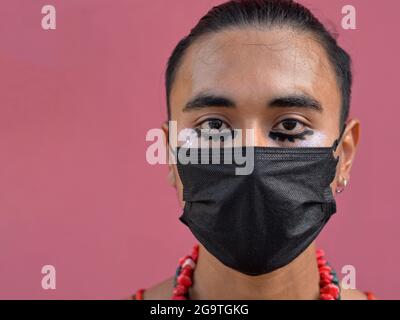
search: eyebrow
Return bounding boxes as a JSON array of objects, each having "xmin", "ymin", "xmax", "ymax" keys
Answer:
[
  {"xmin": 183, "ymin": 91, "xmax": 322, "ymax": 112},
  {"xmin": 183, "ymin": 92, "xmax": 235, "ymax": 111},
  {"xmin": 269, "ymin": 94, "xmax": 322, "ymax": 112}
]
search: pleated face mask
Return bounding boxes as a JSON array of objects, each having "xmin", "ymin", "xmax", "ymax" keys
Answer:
[{"xmin": 175, "ymin": 128, "xmax": 345, "ymax": 276}]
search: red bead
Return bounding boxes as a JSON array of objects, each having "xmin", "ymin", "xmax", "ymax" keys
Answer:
[
  {"xmin": 177, "ymin": 274, "xmax": 192, "ymax": 287},
  {"xmin": 316, "ymin": 249, "xmax": 325, "ymax": 259},
  {"xmin": 181, "ymin": 266, "xmax": 193, "ymax": 277},
  {"xmin": 318, "ymin": 266, "xmax": 331, "ymax": 274},
  {"xmin": 320, "ymin": 284, "xmax": 340, "ymax": 299},
  {"xmin": 172, "ymin": 295, "xmax": 187, "ymax": 300},
  {"xmin": 178, "ymin": 255, "xmax": 191, "ymax": 266},
  {"xmin": 320, "ymin": 278, "xmax": 331, "ymax": 287},
  {"xmin": 317, "ymin": 259, "xmax": 327, "ymax": 267},
  {"xmin": 320, "ymin": 277, "xmax": 331, "ymax": 284},
  {"xmin": 320, "ymin": 277, "xmax": 334, "ymax": 287},
  {"xmin": 320, "ymin": 293, "xmax": 335, "ymax": 300},
  {"xmin": 182, "ymin": 258, "xmax": 195, "ymax": 269},
  {"xmin": 191, "ymin": 247, "xmax": 199, "ymax": 261},
  {"xmin": 319, "ymin": 272, "xmax": 334, "ymax": 285},
  {"xmin": 135, "ymin": 288, "xmax": 145, "ymax": 300},
  {"xmin": 173, "ymin": 284, "xmax": 188, "ymax": 296},
  {"xmin": 319, "ymin": 270, "xmax": 333, "ymax": 279},
  {"xmin": 319, "ymin": 265, "xmax": 332, "ymax": 273},
  {"xmin": 366, "ymin": 292, "xmax": 376, "ymax": 300}
]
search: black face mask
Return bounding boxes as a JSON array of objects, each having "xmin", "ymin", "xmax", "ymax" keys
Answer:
[{"xmin": 175, "ymin": 129, "xmax": 345, "ymax": 276}]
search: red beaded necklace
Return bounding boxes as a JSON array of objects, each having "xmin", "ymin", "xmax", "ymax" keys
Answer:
[
  {"xmin": 134, "ymin": 244, "xmax": 377, "ymax": 300},
  {"xmin": 168, "ymin": 243, "xmax": 341, "ymax": 300}
]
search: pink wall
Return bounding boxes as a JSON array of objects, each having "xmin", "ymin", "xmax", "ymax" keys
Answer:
[{"xmin": 0, "ymin": 0, "xmax": 398, "ymax": 299}]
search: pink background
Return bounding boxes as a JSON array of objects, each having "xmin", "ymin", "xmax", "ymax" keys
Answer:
[{"xmin": 0, "ymin": 0, "xmax": 399, "ymax": 299}]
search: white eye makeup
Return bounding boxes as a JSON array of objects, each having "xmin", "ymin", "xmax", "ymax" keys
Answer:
[{"xmin": 287, "ymin": 131, "xmax": 328, "ymax": 147}]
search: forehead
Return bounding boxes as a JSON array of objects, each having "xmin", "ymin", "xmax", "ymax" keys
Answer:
[{"xmin": 170, "ymin": 27, "xmax": 340, "ymax": 118}]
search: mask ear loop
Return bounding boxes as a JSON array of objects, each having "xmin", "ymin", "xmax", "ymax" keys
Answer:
[{"xmin": 332, "ymin": 123, "xmax": 347, "ymax": 152}]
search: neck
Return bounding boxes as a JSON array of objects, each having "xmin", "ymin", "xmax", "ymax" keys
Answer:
[{"xmin": 188, "ymin": 242, "xmax": 320, "ymax": 300}]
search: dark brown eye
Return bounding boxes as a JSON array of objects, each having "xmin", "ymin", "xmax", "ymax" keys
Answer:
[
  {"xmin": 197, "ymin": 118, "xmax": 229, "ymax": 131},
  {"xmin": 208, "ymin": 119, "xmax": 223, "ymax": 130},
  {"xmin": 272, "ymin": 119, "xmax": 305, "ymax": 134},
  {"xmin": 282, "ymin": 119, "xmax": 297, "ymax": 131},
  {"xmin": 269, "ymin": 118, "xmax": 312, "ymax": 143},
  {"xmin": 195, "ymin": 118, "xmax": 234, "ymax": 141}
]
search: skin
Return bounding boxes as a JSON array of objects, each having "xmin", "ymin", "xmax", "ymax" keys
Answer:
[{"xmin": 140, "ymin": 26, "xmax": 364, "ymax": 299}]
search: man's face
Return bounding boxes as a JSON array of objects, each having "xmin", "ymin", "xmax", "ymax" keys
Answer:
[{"xmin": 167, "ymin": 27, "xmax": 343, "ymax": 207}]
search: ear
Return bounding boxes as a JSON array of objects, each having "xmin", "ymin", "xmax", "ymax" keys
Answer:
[
  {"xmin": 161, "ymin": 120, "xmax": 176, "ymax": 188},
  {"xmin": 336, "ymin": 118, "xmax": 360, "ymax": 187}
]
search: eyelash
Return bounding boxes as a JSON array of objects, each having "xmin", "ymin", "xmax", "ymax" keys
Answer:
[
  {"xmin": 268, "ymin": 130, "xmax": 313, "ymax": 142},
  {"xmin": 194, "ymin": 119, "xmax": 236, "ymax": 141},
  {"xmin": 194, "ymin": 118, "xmax": 313, "ymax": 143}
]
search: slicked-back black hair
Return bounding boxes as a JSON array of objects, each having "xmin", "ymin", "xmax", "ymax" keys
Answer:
[{"xmin": 165, "ymin": 0, "xmax": 352, "ymax": 127}]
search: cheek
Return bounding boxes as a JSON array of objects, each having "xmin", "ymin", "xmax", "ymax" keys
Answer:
[
  {"xmin": 330, "ymin": 183, "xmax": 336, "ymax": 197},
  {"xmin": 173, "ymin": 164, "xmax": 185, "ymax": 208}
]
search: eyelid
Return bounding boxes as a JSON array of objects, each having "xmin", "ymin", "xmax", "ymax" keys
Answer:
[
  {"xmin": 272, "ymin": 112, "xmax": 313, "ymax": 126},
  {"xmin": 271, "ymin": 116, "xmax": 311, "ymax": 131},
  {"xmin": 195, "ymin": 115, "xmax": 232, "ymax": 128}
]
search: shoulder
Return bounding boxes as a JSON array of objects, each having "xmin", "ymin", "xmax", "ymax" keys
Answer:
[
  {"xmin": 132, "ymin": 276, "xmax": 175, "ymax": 300},
  {"xmin": 340, "ymin": 287, "xmax": 375, "ymax": 300}
]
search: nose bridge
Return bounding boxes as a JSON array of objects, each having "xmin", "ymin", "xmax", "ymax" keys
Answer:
[
  {"xmin": 253, "ymin": 126, "xmax": 269, "ymax": 147},
  {"xmin": 239, "ymin": 119, "xmax": 269, "ymax": 147}
]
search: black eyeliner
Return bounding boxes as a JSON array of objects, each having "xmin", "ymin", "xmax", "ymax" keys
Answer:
[
  {"xmin": 269, "ymin": 129, "xmax": 314, "ymax": 142},
  {"xmin": 194, "ymin": 127, "xmax": 237, "ymax": 141}
]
